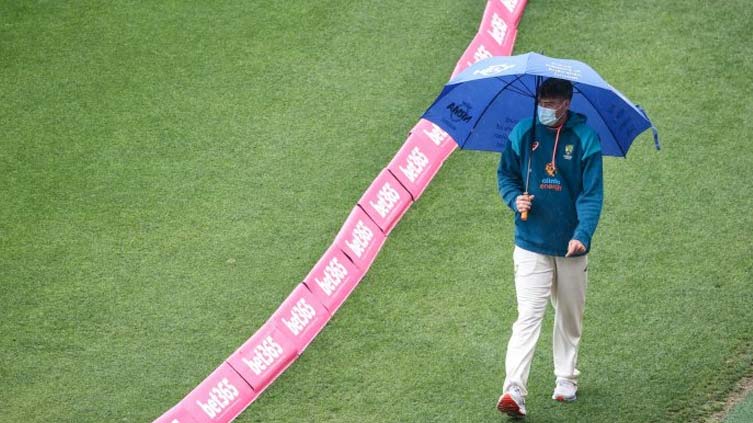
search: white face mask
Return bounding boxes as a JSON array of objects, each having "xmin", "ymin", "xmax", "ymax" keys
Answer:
[{"xmin": 537, "ymin": 105, "xmax": 559, "ymax": 126}]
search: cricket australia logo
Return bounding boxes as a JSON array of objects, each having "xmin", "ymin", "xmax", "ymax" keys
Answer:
[
  {"xmin": 446, "ymin": 102, "xmax": 473, "ymax": 123},
  {"xmin": 563, "ymin": 144, "xmax": 574, "ymax": 160}
]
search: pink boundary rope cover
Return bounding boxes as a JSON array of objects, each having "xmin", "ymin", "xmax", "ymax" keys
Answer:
[{"xmin": 153, "ymin": 1, "xmax": 526, "ymax": 421}]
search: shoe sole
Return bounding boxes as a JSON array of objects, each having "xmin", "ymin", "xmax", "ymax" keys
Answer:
[
  {"xmin": 553, "ymin": 394, "xmax": 577, "ymax": 402},
  {"xmin": 497, "ymin": 394, "xmax": 525, "ymax": 418}
]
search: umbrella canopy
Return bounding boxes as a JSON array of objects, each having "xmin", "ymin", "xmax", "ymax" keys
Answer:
[{"xmin": 421, "ymin": 52, "xmax": 659, "ymax": 156}]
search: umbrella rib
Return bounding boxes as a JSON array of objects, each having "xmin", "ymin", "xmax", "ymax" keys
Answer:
[
  {"xmin": 503, "ymin": 76, "xmax": 535, "ymax": 97},
  {"xmin": 462, "ymin": 75, "xmax": 525, "ymax": 147},
  {"xmin": 504, "ymin": 82, "xmax": 534, "ymax": 98},
  {"xmin": 520, "ymin": 75, "xmax": 536, "ymax": 97},
  {"xmin": 577, "ymin": 86, "xmax": 626, "ymax": 157}
]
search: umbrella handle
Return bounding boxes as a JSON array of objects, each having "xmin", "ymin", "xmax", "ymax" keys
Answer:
[{"xmin": 521, "ymin": 192, "xmax": 530, "ymax": 221}]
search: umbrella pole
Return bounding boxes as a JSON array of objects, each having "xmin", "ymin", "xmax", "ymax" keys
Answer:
[{"xmin": 521, "ymin": 76, "xmax": 540, "ymax": 222}]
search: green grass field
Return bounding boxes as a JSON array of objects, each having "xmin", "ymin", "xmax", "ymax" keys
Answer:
[{"xmin": 2, "ymin": 1, "xmax": 753, "ymax": 422}]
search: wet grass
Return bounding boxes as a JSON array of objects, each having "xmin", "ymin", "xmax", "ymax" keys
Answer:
[{"xmin": 1, "ymin": 1, "xmax": 752, "ymax": 422}]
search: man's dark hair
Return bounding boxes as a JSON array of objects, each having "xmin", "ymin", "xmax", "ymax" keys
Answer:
[{"xmin": 538, "ymin": 78, "xmax": 573, "ymax": 100}]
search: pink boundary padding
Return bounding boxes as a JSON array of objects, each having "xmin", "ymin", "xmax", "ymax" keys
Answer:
[
  {"xmin": 488, "ymin": 0, "xmax": 528, "ymax": 27},
  {"xmin": 266, "ymin": 283, "xmax": 331, "ymax": 355},
  {"xmin": 358, "ymin": 168, "xmax": 413, "ymax": 235},
  {"xmin": 226, "ymin": 320, "xmax": 298, "ymax": 393},
  {"xmin": 452, "ymin": 27, "xmax": 518, "ymax": 78},
  {"xmin": 303, "ymin": 246, "xmax": 365, "ymax": 314},
  {"xmin": 180, "ymin": 363, "xmax": 256, "ymax": 423},
  {"xmin": 451, "ymin": 1, "xmax": 520, "ymax": 78},
  {"xmin": 387, "ymin": 118, "xmax": 457, "ymax": 201},
  {"xmin": 478, "ymin": 3, "xmax": 520, "ymax": 52},
  {"xmin": 333, "ymin": 205, "xmax": 387, "ymax": 272},
  {"xmin": 153, "ymin": 1, "xmax": 527, "ymax": 421}
]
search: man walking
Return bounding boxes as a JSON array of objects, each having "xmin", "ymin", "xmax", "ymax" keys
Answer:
[{"xmin": 495, "ymin": 78, "xmax": 604, "ymax": 418}]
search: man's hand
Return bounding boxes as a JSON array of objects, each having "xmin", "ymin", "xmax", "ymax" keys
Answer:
[
  {"xmin": 516, "ymin": 194, "xmax": 534, "ymax": 214},
  {"xmin": 566, "ymin": 239, "xmax": 586, "ymax": 257}
]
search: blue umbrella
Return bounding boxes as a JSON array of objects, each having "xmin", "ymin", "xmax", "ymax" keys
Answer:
[{"xmin": 421, "ymin": 52, "xmax": 659, "ymax": 156}]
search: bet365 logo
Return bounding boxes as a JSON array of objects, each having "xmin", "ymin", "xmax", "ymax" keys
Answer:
[{"xmin": 195, "ymin": 378, "xmax": 239, "ymax": 419}]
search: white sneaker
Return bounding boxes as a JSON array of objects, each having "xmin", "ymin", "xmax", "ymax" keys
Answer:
[
  {"xmin": 552, "ymin": 379, "xmax": 577, "ymax": 402},
  {"xmin": 497, "ymin": 385, "xmax": 526, "ymax": 418}
]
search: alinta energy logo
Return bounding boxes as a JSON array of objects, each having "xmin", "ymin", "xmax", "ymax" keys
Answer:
[{"xmin": 447, "ymin": 101, "xmax": 473, "ymax": 123}]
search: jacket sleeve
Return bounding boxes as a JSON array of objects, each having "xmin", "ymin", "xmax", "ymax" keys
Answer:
[
  {"xmin": 573, "ymin": 131, "xmax": 604, "ymax": 249},
  {"xmin": 497, "ymin": 124, "xmax": 526, "ymax": 213}
]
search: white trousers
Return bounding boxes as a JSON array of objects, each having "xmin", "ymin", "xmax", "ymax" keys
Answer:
[{"xmin": 503, "ymin": 246, "xmax": 588, "ymax": 396}]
